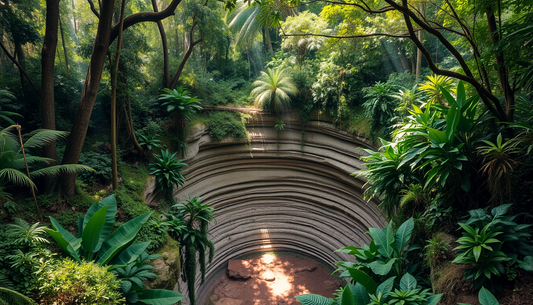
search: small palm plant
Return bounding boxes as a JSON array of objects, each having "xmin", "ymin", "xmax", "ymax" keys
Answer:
[
  {"xmin": 169, "ymin": 196, "xmax": 215, "ymax": 305},
  {"xmin": 251, "ymin": 68, "xmax": 298, "ymax": 114},
  {"xmin": 418, "ymin": 75, "xmax": 455, "ymax": 105},
  {"xmin": 158, "ymin": 87, "xmax": 202, "ymax": 133},
  {"xmin": 149, "ymin": 150, "xmax": 187, "ymax": 202}
]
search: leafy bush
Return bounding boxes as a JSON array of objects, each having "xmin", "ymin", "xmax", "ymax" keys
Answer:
[
  {"xmin": 114, "ymin": 252, "xmax": 184, "ymax": 304},
  {"xmin": 0, "ymin": 218, "xmax": 53, "ymax": 295},
  {"xmin": 208, "ymin": 112, "xmax": 246, "ymax": 141},
  {"xmin": 78, "ymin": 151, "xmax": 112, "ymax": 185},
  {"xmin": 46, "ymin": 194, "xmax": 152, "ymax": 269},
  {"xmin": 453, "ymin": 204, "xmax": 533, "ymax": 291},
  {"xmin": 296, "ymin": 219, "xmax": 441, "ymax": 305},
  {"xmin": 362, "ymin": 81, "xmax": 397, "ymax": 132},
  {"xmin": 38, "ymin": 258, "xmax": 124, "ymax": 304},
  {"xmin": 149, "ymin": 150, "xmax": 187, "ymax": 201}
]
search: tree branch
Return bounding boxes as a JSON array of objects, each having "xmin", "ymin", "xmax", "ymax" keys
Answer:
[
  {"xmin": 87, "ymin": 0, "xmax": 100, "ymax": 18},
  {"xmin": 109, "ymin": 0, "xmax": 183, "ymax": 44},
  {"xmin": 0, "ymin": 39, "xmax": 40, "ymax": 97},
  {"xmin": 391, "ymin": 0, "xmax": 506, "ymax": 121},
  {"xmin": 280, "ymin": 30, "xmax": 409, "ymax": 39}
]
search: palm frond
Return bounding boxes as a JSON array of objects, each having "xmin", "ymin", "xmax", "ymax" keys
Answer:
[
  {"xmin": 30, "ymin": 164, "xmax": 95, "ymax": 178},
  {"xmin": 23, "ymin": 129, "xmax": 69, "ymax": 149},
  {"xmin": 0, "ymin": 168, "xmax": 35, "ymax": 188}
]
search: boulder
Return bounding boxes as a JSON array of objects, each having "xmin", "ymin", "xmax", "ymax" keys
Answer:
[
  {"xmin": 146, "ymin": 240, "xmax": 181, "ymax": 290},
  {"xmin": 227, "ymin": 260, "xmax": 252, "ymax": 279}
]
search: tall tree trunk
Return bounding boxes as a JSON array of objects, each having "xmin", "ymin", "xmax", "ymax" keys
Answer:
[
  {"xmin": 415, "ymin": 3, "xmax": 424, "ymax": 82},
  {"xmin": 61, "ymin": 0, "xmax": 116, "ymax": 196},
  {"xmin": 399, "ymin": 47, "xmax": 410, "ymax": 72},
  {"xmin": 71, "ymin": 0, "xmax": 78, "ymax": 33},
  {"xmin": 111, "ymin": 0, "xmax": 127, "ymax": 190},
  {"xmin": 265, "ymin": 27, "xmax": 274, "ymax": 53},
  {"xmin": 0, "ymin": 40, "xmax": 40, "ymax": 96},
  {"xmin": 41, "ymin": 0, "xmax": 60, "ymax": 169},
  {"xmin": 152, "ymin": 0, "xmax": 170, "ymax": 88},
  {"xmin": 59, "ymin": 18, "xmax": 70, "ymax": 72},
  {"xmin": 14, "ymin": 39, "xmax": 25, "ymax": 97},
  {"xmin": 486, "ymin": 7, "xmax": 514, "ymax": 121}
]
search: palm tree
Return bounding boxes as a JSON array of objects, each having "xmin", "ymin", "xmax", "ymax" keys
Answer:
[
  {"xmin": 169, "ymin": 196, "xmax": 215, "ymax": 305},
  {"xmin": 251, "ymin": 68, "xmax": 298, "ymax": 114},
  {"xmin": 0, "ymin": 126, "xmax": 93, "ymax": 216}
]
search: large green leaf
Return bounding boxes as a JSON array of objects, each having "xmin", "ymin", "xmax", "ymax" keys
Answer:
[
  {"xmin": 445, "ymin": 105, "xmax": 460, "ymax": 140},
  {"xmin": 427, "ymin": 128, "xmax": 447, "ymax": 143},
  {"xmin": 44, "ymin": 229, "xmax": 81, "ymax": 262},
  {"xmin": 295, "ymin": 294, "xmax": 335, "ymax": 305},
  {"xmin": 136, "ymin": 289, "xmax": 185, "ymax": 305},
  {"xmin": 425, "ymin": 294, "xmax": 443, "ymax": 305},
  {"xmin": 109, "ymin": 241, "xmax": 151, "ymax": 266},
  {"xmin": 399, "ymin": 273, "xmax": 417, "ymax": 291},
  {"xmin": 478, "ymin": 287, "xmax": 499, "ymax": 305},
  {"xmin": 368, "ymin": 224, "xmax": 394, "ymax": 258},
  {"xmin": 81, "ymin": 206, "xmax": 108, "ymax": 259},
  {"xmin": 394, "ymin": 218, "xmax": 414, "ymax": 252},
  {"xmin": 346, "ymin": 269, "xmax": 377, "ymax": 295},
  {"xmin": 349, "ymin": 283, "xmax": 370, "ymax": 305},
  {"xmin": 368, "ymin": 258, "xmax": 397, "ymax": 275},
  {"xmin": 0, "ymin": 287, "xmax": 36, "ymax": 305},
  {"xmin": 49, "ymin": 217, "xmax": 81, "ymax": 251},
  {"xmin": 375, "ymin": 276, "xmax": 396, "ymax": 298},
  {"xmin": 341, "ymin": 284, "xmax": 356, "ymax": 305},
  {"xmin": 97, "ymin": 212, "xmax": 152, "ymax": 265}
]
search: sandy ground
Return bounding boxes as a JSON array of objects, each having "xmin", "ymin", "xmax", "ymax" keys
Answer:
[{"xmin": 205, "ymin": 253, "xmax": 341, "ymax": 305}]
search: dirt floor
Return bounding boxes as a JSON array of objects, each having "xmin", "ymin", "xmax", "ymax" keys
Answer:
[{"xmin": 206, "ymin": 253, "xmax": 341, "ymax": 305}]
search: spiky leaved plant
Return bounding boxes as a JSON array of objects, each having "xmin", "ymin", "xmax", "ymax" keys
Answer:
[
  {"xmin": 170, "ymin": 196, "xmax": 215, "ymax": 305},
  {"xmin": 149, "ymin": 150, "xmax": 187, "ymax": 202}
]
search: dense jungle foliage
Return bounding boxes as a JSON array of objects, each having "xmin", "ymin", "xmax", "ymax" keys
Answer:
[{"xmin": 0, "ymin": 0, "xmax": 532, "ymax": 304}]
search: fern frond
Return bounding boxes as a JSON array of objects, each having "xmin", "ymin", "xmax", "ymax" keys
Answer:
[
  {"xmin": 30, "ymin": 164, "xmax": 95, "ymax": 178},
  {"xmin": 0, "ymin": 168, "xmax": 35, "ymax": 188},
  {"xmin": 23, "ymin": 129, "xmax": 69, "ymax": 149}
]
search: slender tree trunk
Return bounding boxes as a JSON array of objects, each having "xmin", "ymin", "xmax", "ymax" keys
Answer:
[
  {"xmin": 399, "ymin": 47, "xmax": 410, "ymax": 72},
  {"xmin": 169, "ymin": 18, "xmax": 202, "ymax": 89},
  {"xmin": 61, "ymin": 0, "xmax": 116, "ymax": 196},
  {"xmin": 14, "ymin": 39, "xmax": 25, "ymax": 97},
  {"xmin": 0, "ymin": 40, "xmax": 40, "ymax": 96},
  {"xmin": 151, "ymin": 0, "xmax": 170, "ymax": 88},
  {"xmin": 59, "ymin": 18, "xmax": 70, "ymax": 72},
  {"xmin": 486, "ymin": 7, "xmax": 514, "ymax": 121},
  {"xmin": 41, "ymin": 0, "xmax": 60, "ymax": 170},
  {"xmin": 415, "ymin": 4, "xmax": 424, "ymax": 82},
  {"xmin": 111, "ymin": 0, "xmax": 127, "ymax": 190},
  {"xmin": 71, "ymin": 0, "xmax": 78, "ymax": 33},
  {"xmin": 265, "ymin": 27, "xmax": 274, "ymax": 53},
  {"xmin": 17, "ymin": 125, "xmax": 42, "ymax": 220}
]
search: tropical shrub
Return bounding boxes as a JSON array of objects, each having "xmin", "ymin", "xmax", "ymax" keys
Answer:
[
  {"xmin": 296, "ymin": 219, "xmax": 441, "ymax": 305},
  {"xmin": 158, "ymin": 87, "xmax": 202, "ymax": 132},
  {"xmin": 38, "ymin": 258, "xmax": 124, "ymax": 305},
  {"xmin": 45, "ymin": 194, "xmax": 153, "ymax": 269},
  {"xmin": 453, "ymin": 204, "xmax": 533, "ymax": 291},
  {"xmin": 78, "ymin": 150, "xmax": 112, "ymax": 185},
  {"xmin": 0, "ymin": 218, "xmax": 54, "ymax": 295},
  {"xmin": 137, "ymin": 133, "xmax": 164, "ymax": 151},
  {"xmin": 167, "ymin": 196, "xmax": 215, "ymax": 305},
  {"xmin": 362, "ymin": 81, "xmax": 397, "ymax": 132},
  {"xmin": 334, "ymin": 218, "xmax": 421, "ymax": 284},
  {"xmin": 114, "ymin": 252, "xmax": 185, "ymax": 305},
  {"xmin": 149, "ymin": 150, "xmax": 187, "ymax": 201},
  {"xmin": 208, "ymin": 112, "xmax": 247, "ymax": 141}
]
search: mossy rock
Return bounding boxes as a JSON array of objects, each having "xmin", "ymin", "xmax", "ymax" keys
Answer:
[{"xmin": 146, "ymin": 238, "xmax": 181, "ymax": 291}]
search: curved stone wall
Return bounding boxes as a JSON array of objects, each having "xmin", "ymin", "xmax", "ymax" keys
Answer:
[{"xmin": 146, "ymin": 113, "xmax": 385, "ymax": 302}]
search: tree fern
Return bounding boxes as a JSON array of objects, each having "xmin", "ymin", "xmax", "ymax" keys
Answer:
[{"xmin": 251, "ymin": 68, "xmax": 298, "ymax": 114}]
